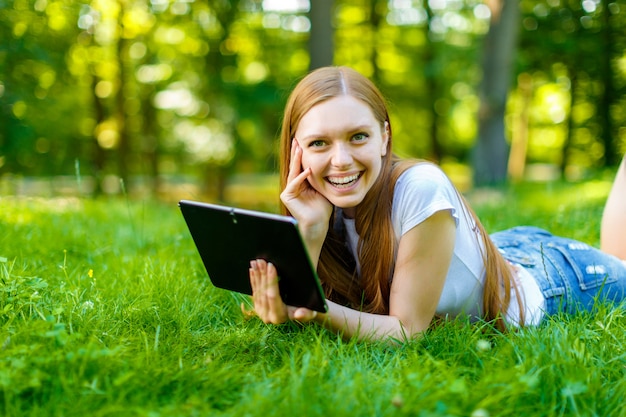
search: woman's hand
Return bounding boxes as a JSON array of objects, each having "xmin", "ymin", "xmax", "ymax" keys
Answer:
[
  {"xmin": 280, "ymin": 140, "xmax": 332, "ymax": 244},
  {"xmin": 246, "ymin": 259, "xmax": 319, "ymax": 324}
]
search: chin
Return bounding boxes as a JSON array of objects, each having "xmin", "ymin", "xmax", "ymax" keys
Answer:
[{"xmin": 330, "ymin": 197, "xmax": 363, "ymax": 211}]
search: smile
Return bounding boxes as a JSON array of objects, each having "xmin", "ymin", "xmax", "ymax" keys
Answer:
[{"xmin": 326, "ymin": 173, "xmax": 362, "ymax": 189}]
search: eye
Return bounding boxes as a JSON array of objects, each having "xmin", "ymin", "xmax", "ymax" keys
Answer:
[
  {"xmin": 352, "ymin": 133, "xmax": 369, "ymax": 142},
  {"xmin": 309, "ymin": 139, "xmax": 326, "ymax": 148}
]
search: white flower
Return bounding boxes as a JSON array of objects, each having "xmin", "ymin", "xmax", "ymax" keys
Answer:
[
  {"xmin": 476, "ymin": 339, "xmax": 491, "ymax": 352},
  {"xmin": 81, "ymin": 300, "xmax": 95, "ymax": 312}
]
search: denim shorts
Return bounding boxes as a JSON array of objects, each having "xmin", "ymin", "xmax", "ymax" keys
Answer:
[{"xmin": 490, "ymin": 226, "xmax": 626, "ymax": 317}]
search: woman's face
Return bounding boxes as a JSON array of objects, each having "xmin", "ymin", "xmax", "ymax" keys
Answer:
[{"xmin": 294, "ymin": 95, "xmax": 389, "ymax": 217}]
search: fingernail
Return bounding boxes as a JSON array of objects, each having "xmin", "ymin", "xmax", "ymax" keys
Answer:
[{"xmin": 250, "ymin": 260, "xmax": 256, "ymax": 268}]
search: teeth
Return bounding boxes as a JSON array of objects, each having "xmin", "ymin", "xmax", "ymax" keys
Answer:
[{"xmin": 327, "ymin": 173, "xmax": 359, "ymax": 186}]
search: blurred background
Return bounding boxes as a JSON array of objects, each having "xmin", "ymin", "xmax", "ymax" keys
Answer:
[{"xmin": 1, "ymin": 0, "xmax": 625, "ymax": 207}]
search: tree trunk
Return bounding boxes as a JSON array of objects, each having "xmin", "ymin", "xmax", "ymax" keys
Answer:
[
  {"xmin": 204, "ymin": 1, "xmax": 239, "ymax": 201},
  {"xmin": 599, "ymin": 0, "xmax": 617, "ymax": 166},
  {"xmin": 369, "ymin": 0, "xmax": 385, "ymax": 84},
  {"xmin": 508, "ymin": 72, "xmax": 532, "ymax": 182},
  {"xmin": 308, "ymin": 0, "xmax": 334, "ymax": 70},
  {"xmin": 91, "ymin": 75, "xmax": 107, "ymax": 196},
  {"xmin": 142, "ymin": 87, "xmax": 160, "ymax": 197},
  {"xmin": 473, "ymin": 0, "xmax": 521, "ymax": 185},
  {"xmin": 424, "ymin": 2, "xmax": 443, "ymax": 162},
  {"xmin": 116, "ymin": 20, "xmax": 130, "ymax": 190},
  {"xmin": 560, "ymin": 70, "xmax": 577, "ymax": 177}
]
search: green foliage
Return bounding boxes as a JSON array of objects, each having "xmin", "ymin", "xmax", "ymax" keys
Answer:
[
  {"xmin": 517, "ymin": 0, "xmax": 626, "ymax": 168},
  {"xmin": 1, "ymin": 178, "xmax": 625, "ymax": 416},
  {"xmin": 2, "ymin": 0, "xmax": 625, "ymax": 195}
]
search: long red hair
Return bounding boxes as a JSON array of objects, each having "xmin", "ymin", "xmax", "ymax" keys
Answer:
[{"xmin": 279, "ymin": 66, "xmax": 522, "ymax": 331}]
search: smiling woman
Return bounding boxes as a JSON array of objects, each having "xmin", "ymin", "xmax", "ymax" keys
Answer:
[
  {"xmin": 245, "ymin": 66, "xmax": 626, "ymax": 342},
  {"xmin": 294, "ymin": 95, "xmax": 389, "ymax": 217}
]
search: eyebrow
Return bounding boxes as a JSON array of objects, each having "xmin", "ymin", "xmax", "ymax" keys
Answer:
[{"xmin": 297, "ymin": 123, "xmax": 376, "ymax": 142}]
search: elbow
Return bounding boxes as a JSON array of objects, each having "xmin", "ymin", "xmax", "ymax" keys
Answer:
[{"xmin": 388, "ymin": 316, "xmax": 430, "ymax": 343}]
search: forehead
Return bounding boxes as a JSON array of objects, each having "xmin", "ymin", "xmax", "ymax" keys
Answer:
[{"xmin": 296, "ymin": 96, "xmax": 379, "ymax": 134}]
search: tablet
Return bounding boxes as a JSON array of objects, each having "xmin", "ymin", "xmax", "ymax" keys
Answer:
[{"xmin": 179, "ymin": 200, "xmax": 327, "ymax": 312}]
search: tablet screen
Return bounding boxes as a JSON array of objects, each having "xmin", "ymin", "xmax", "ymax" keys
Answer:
[{"xmin": 179, "ymin": 200, "xmax": 327, "ymax": 312}]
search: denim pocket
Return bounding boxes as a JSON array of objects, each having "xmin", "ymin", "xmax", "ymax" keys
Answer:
[{"xmin": 547, "ymin": 242, "xmax": 618, "ymax": 291}]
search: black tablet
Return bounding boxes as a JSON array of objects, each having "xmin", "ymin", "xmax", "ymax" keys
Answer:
[{"xmin": 179, "ymin": 200, "xmax": 327, "ymax": 312}]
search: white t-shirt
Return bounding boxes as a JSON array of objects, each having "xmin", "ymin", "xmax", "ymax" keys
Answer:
[{"xmin": 343, "ymin": 163, "xmax": 545, "ymax": 326}]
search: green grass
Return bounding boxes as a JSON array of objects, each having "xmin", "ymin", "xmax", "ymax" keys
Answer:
[{"xmin": 1, "ymin": 177, "xmax": 626, "ymax": 417}]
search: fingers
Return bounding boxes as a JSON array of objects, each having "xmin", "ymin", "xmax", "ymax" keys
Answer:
[
  {"xmin": 249, "ymin": 259, "xmax": 288, "ymax": 324},
  {"xmin": 248, "ymin": 258, "xmax": 322, "ymax": 325},
  {"xmin": 281, "ymin": 167, "xmax": 312, "ymax": 200},
  {"xmin": 286, "ymin": 139, "xmax": 312, "ymax": 187},
  {"xmin": 282, "ymin": 140, "xmax": 311, "ymax": 203},
  {"xmin": 288, "ymin": 306, "xmax": 319, "ymax": 323},
  {"xmin": 286, "ymin": 139, "xmax": 302, "ymax": 183}
]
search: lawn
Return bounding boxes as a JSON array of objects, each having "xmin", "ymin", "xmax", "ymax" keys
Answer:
[{"xmin": 1, "ymin": 177, "xmax": 625, "ymax": 417}]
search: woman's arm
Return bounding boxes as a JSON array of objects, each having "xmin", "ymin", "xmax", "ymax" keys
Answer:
[
  {"xmin": 388, "ymin": 209, "xmax": 456, "ymax": 334},
  {"xmin": 250, "ymin": 210, "xmax": 456, "ymax": 342},
  {"xmin": 312, "ymin": 210, "xmax": 455, "ymax": 341}
]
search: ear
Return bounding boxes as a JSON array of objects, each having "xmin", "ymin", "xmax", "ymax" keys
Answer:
[{"xmin": 381, "ymin": 121, "xmax": 390, "ymax": 157}]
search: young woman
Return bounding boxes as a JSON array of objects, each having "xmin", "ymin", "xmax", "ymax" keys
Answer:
[{"xmin": 247, "ymin": 66, "xmax": 626, "ymax": 342}]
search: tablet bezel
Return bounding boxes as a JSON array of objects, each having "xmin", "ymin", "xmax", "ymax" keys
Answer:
[{"xmin": 179, "ymin": 200, "xmax": 328, "ymax": 313}]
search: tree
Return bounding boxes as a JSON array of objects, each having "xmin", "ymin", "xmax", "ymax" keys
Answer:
[
  {"xmin": 308, "ymin": 0, "xmax": 334, "ymax": 70},
  {"xmin": 473, "ymin": 0, "xmax": 521, "ymax": 185},
  {"xmin": 515, "ymin": 0, "xmax": 626, "ymax": 173},
  {"xmin": 0, "ymin": 1, "xmax": 83, "ymax": 177},
  {"xmin": 598, "ymin": 0, "xmax": 619, "ymax": 166},
  {"xmin": 422, "ymin": 0, "xmax": 444, "ymax": 162}
]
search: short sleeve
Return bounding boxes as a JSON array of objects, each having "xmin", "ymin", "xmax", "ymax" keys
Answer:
[{"xmin": 392, "ymin": 163, "xmax": 461, "ymax": 238}]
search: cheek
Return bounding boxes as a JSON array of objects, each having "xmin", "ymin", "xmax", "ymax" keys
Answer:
[
  {"xmin": 368, "ymin": 154, "xmax": 384, "ymax": 178},
  {"xmin": 299, "ymin": 150, "xmax": 318, "ymax": 173},
  {"xmin": 300, "ymin": 153, "xmax": 326, "ymax": 187}
]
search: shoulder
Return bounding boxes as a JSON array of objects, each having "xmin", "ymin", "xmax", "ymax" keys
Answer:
[
  {"xmin": 392, "ymin": 162, "xmax": 461, "ymax": 236},
  {"xmin": 394, "ymin": 162, "xmax": 456, "ymax": 199}
]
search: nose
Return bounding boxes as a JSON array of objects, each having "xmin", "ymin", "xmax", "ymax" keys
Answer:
[{"xmin": 331, "ymin": 143, "xmax": 353, "ymax": 168}]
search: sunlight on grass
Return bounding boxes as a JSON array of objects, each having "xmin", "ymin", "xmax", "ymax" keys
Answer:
[
  {"xmin": 0, "ymin": 196, "xmax": 83, "ymax": 225},
  {"xmin": 1, "ymin": 181, "xmax": 625, "ymax": 416},
  {"xmin": 511, "ymin": 179, "xmax": 612, "ymax": 211}
]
